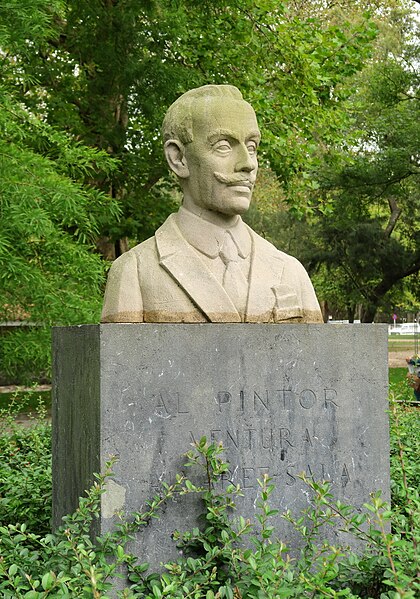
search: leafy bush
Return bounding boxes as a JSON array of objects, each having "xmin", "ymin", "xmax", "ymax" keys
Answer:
[
  {"xmin": 0, "ymin": 394, "xmax": 418, "ymax": 598},
  {"xmin": 0, "ymin": 395, "xmax": 52, "ymax": 534}
]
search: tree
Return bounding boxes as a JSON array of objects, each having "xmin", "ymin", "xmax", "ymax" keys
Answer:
[
  {"xmin": 16, "ymin": 0, "xmax": 379, "ymax": 254},
  {"xmin": 0, "ymin": 0, "xmax": 119, "ymax": 380},
  {"xmin": 306, "ymin": 5, "xmax": 420, "ymax": 322}
]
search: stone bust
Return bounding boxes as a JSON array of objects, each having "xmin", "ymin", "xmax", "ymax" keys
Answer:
[{"xmin": 101, "ymin": 84, "xmax": 323, "ymax": 324}]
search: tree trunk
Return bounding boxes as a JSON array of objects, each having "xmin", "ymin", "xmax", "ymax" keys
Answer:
[
  {"xmin": 319, "ymin": 300, "xmax": 330, "ymax": 323},
  {"xmin": 96, "ymin": 236, "xmax": 116, "ymax": 261},
  {"xmin": 360, "ymin": 303, "xmax": 378, "ymax": 323},
  {"xmin": 116, "ymin": 237, "xmax": 129, "ymax": 257}
]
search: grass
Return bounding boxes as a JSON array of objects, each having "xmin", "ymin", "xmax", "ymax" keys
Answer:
[
  {"xmin": 389, "ymin": 367, "xmax": 419, "ymax": 403},
  {"xmin": 388, "ymin": 335, "xmax": 420, "ymax": 352},
  {"xmin": 389, "ymin": 367, "xmax": 409, "ymax": 388}
]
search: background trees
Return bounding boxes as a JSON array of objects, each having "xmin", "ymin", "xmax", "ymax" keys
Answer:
[
  {"xmin": 305, "ymin": 3, "xmax": 420, "ymax": 322},
  {"xmin": 17, "ymin": 0, "xmax": 380, "ymax": 248},
  {"xmin": 0, "ymin": 0, "xmax": 119, "ymax": 379},
  {"xmin": 246, "ymin": 1, "xmax": 420, "ymax": 323}
]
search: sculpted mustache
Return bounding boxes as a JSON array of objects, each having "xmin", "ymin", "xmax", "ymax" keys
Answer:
[{"xmin": 214, "ymin": 172, "xmax": 255, "ymax": 185}]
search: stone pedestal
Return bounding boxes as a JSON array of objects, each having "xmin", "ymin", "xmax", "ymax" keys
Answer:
[{"xmin": 52, "ymin": 324, "xmax": 389, "ymax": 569}]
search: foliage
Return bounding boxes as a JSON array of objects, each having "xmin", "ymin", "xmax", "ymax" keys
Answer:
[
  {"xmin": 0, "ymin": 394, "xmax": 419, "ymax": 598},
  {"xmin": 12, "ymin": 0, "xmax": 381, "ymax": 248},
  {"xmin": 0, "ymin": 394, "xmax": 52, "ymax": 534},
  {"xmin": 0, "ymin": 0, "xmax": 120, "ymax": 382},
  {"xmin": 301, "ymin": 5, "xmax": 420, "ymax": 321},
  {"xmin": 0, "ymin": 389, "xmax": 51, "ymax": 413},
  {"xmin": 1, "ymin": 0, "xmax": 395, "ymax": 380},
  {"xmin": 389, "ymin": 366, "xmax": 412, "ymax": 387},
  {"xmin": 238, "ymin": 2, "xmax": 420, "ymax": 321},
  {"xmin": 389, "ymin": 394, "xmax": 420, "ymax": 509}
]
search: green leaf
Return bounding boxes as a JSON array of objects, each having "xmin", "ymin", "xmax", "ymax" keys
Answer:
[
  {"xmin": 8, "ymin": 564, "xmax": 18, "ymax": 577},
  {"xmin": 41, "ymin": 571, "xmax": 55, "ymax": 591}
]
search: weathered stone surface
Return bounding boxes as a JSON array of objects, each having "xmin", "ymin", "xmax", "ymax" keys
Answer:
[{"xmin": 52, "ymin": 323, "xmax": 389, "ymax": 571}]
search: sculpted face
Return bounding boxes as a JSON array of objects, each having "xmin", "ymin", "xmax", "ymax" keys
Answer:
[{"xmin": 166, "ymin": 96, "xmax": 260, "ymax": 223}]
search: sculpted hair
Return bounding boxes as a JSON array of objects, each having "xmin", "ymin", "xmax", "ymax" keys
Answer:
[{"xmin": 162, "ymin": 84, "xmax": 244, "ymax": 145}]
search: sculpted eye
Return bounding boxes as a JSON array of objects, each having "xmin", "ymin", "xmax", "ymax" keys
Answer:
[
  {"xmin": 247, "ymin": 142, "xmax": 257, "ymax": 155},
  {"xmin": 213, "ymin": 140, "xmax": 232, "ymax": 154}
]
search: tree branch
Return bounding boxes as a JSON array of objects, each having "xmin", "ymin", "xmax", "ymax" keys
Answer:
[
  {"xmin": 372, "ymin": 255, "xmax": 420, "ymax": 300},
  {"xmin": 384, "ymin": 197, "xmax": 402, "ymax": 238}
]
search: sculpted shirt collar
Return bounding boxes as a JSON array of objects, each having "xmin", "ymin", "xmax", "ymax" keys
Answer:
[{"xmin": 176, "ymin": 206, "xmax": 252, "ymax": 259}]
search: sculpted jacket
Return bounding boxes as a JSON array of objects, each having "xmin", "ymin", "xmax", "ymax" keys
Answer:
[{"xmin": 101, "ymin": 213, "xmax": 323, "ymax": 324}]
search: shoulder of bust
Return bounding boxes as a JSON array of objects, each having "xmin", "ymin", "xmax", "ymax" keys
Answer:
[{"xmin": 120, "ymin": 217, "xmax": 174, "ymax": 259}]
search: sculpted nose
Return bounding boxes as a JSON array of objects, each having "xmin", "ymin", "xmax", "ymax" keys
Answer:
[{"xmin": 235, "ymin": 144, "xmax": 256, "ymax": 173}]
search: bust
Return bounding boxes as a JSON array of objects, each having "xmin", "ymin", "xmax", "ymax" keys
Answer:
[{"xmin": 101, "ymin": 85, "xmax": 323, "ymax": 324}]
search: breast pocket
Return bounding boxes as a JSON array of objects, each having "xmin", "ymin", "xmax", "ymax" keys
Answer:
[{"xmin": 271, "ymin": 284, "xmax": 303, "ymax": 322}]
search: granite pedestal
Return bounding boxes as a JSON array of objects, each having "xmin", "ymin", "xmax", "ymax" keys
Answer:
[{"xmin": 52, "ymin": 324, "xmax": 389, "ymax": 570}]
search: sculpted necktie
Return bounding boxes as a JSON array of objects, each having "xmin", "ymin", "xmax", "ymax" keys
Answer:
[{"xmin": 219, "ymin": 231, "xmax": 249, "ymax": 319}]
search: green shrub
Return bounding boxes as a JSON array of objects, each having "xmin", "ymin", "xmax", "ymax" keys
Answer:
[
  {"xmin": 0, "ymin": 395, "xmax": 52, "ymax": 535},
  {"xmin": 0, "ymin": 395, "xmax": 418, "ymax": 598}
]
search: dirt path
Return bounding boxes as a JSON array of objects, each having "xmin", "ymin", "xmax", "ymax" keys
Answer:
[
  {"xmin": 0, "ymin": 384, "xmax": 51, "ymax": 394},
  {"xmin": 388, "ymin": 351, "xmax": 411, "ymax": 368}
]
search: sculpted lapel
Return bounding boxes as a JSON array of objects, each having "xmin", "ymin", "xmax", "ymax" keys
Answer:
[
  {"xmin": 244, "ymin": 229, "xmax": 303, "ymax": 323},
  {"xmin": 155, "ymin": 215, "xmax": 241, "ymax": 322},
  {"xmin": 244, "ymin": 230, "xmax": 284, "ymax": 322}
]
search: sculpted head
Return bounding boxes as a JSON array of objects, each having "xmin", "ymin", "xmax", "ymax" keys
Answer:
[{"xmin": 162, "ymin": 85, "xmax": 261, "ymax": 223}]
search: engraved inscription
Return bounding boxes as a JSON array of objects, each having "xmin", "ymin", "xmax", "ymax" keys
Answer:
[
  {"xmin": 216, "ymin": 391, "xmax": 231, "ymax": 412},
  {"xmin": 299, "ymin": 389, "xmax": 316, "ymax": 409},
  {"xmin": 150, "ymin": 387, "xmax": 339, "ymax": 416},
  {"xmin": 212, "ymin": 387, "xmax": 339, "ymax": 413},
  {"xmin": 254, "ymin": 391, "xmax": 269, "ymax": 411},
  {"xmin": 341, "ymin": 464, "xmax": 350, "ymax": 487},
  {"xmin": 217, "ymin": 463, "xmax": 350, "ymax": 490},
  {"xmin": 324, "ymin": 389, "xmax": 339, "ymax": 408},
  {"xmin": 146, "ymin": 385, "xmax": 348, "ymax": 498},
  {"xmin": 153, "ymin": 390, "xmax": 189, "ymax": 417},
  {"xmin": 303, "ymin": 428, "xmax": 313, "ymax": 446},
  {"xmin": 191, "ymin": 427, "xmax": 314, "ymax": 451}
]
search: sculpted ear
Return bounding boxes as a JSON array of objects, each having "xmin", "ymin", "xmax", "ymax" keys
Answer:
[{"xmin": 164, "ymin": 140, "xmax": 189, "ymax": 179}]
